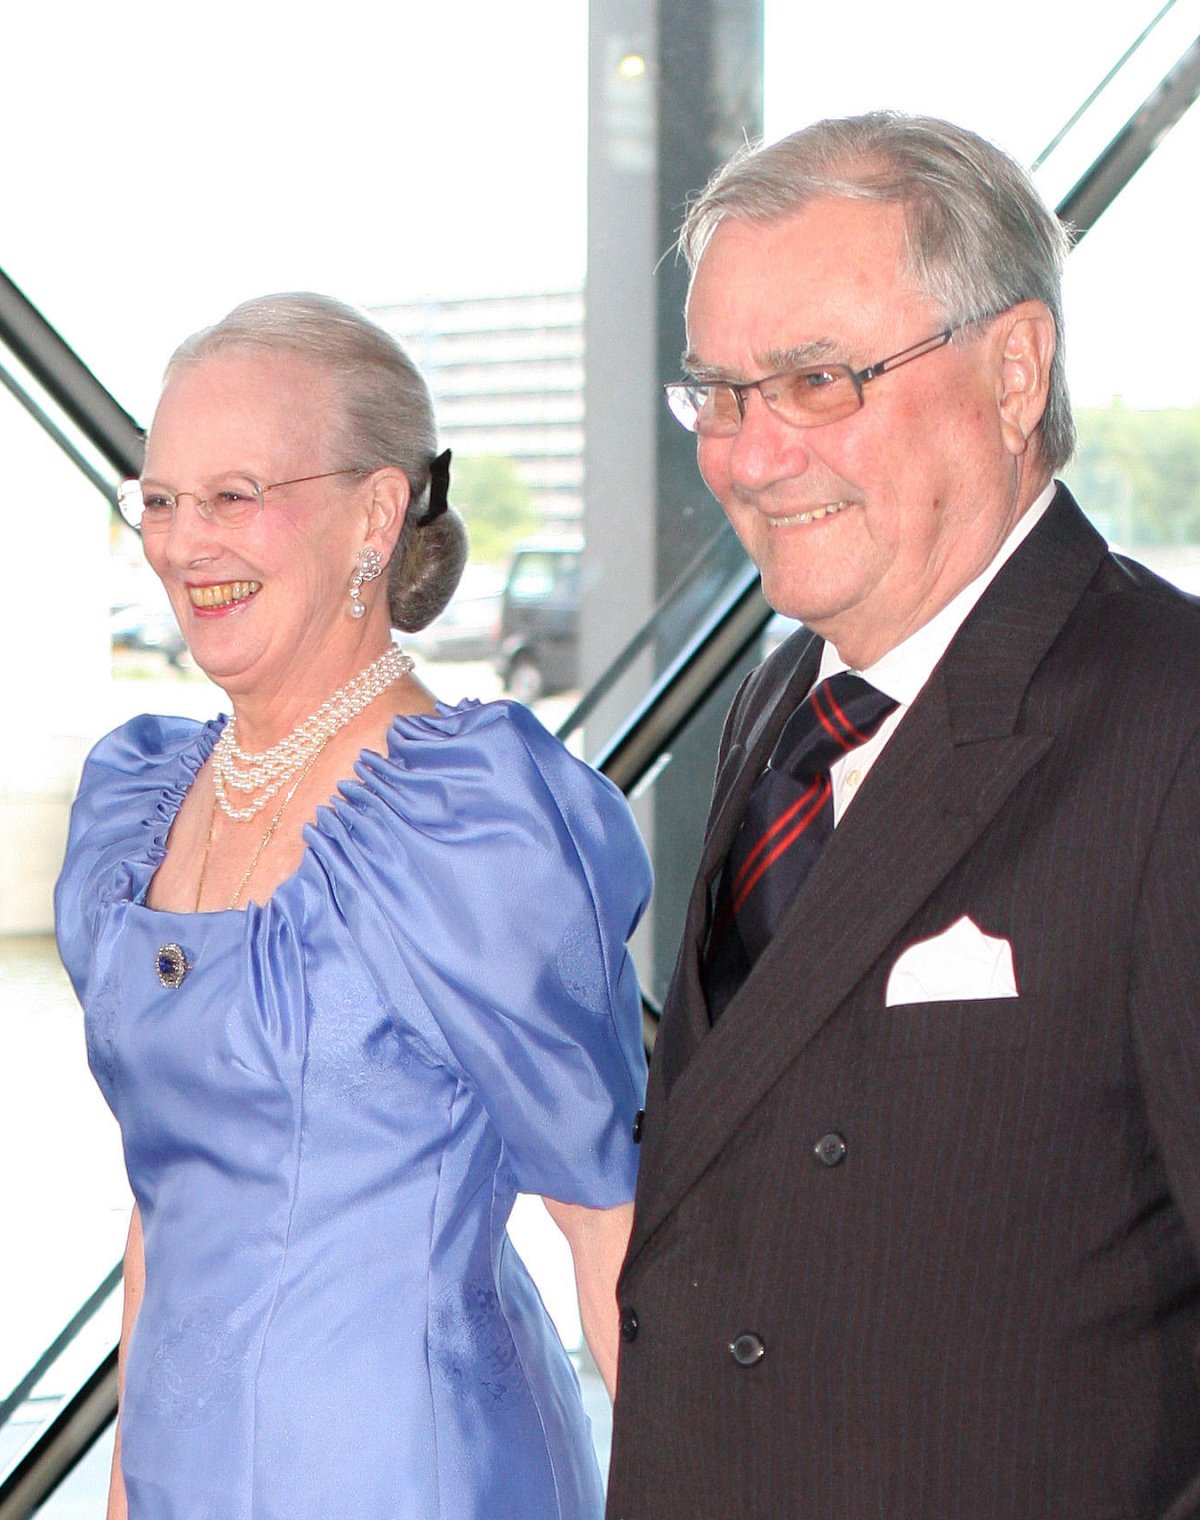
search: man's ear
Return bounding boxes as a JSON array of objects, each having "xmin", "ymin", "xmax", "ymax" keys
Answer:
[
  {"xmin": 364, "ymin": 466, "xmax": 411, "ymax": 559},
  {"xmin": 996, "ymin": 301, "xmax": 1056, "ymax": 457}
]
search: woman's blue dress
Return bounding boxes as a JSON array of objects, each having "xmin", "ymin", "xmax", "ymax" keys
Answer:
[{"xmin": 55, "ymin": 698, "xmax": 651, "ymax": 1520}]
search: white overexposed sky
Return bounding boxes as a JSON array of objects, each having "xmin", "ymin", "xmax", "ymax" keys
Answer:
[
  {"xmin": 0, "ymin": 0, "xmax": 1197, "ymax": 416},
  {"xmin": 2, "ymin": 1, "xmax": 590, "ymax": 415}
]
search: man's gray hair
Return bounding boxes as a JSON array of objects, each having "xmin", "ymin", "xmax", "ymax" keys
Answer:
[
  {"xmin": 681, "ymin": 112, "xmax": 1075, "ymax": 471},
  {"xmin": 167, "ymin": 292, "xmax": 467, "ymax": 630}
]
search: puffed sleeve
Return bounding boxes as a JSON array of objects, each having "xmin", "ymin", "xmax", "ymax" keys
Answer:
[
  {"xmin": 303, "ymin": 699, "xmax": 651, "ymax": 1205},
  {"xmin": 54, "ymin": 713, "xmax": 214, "ymax": 1003}
]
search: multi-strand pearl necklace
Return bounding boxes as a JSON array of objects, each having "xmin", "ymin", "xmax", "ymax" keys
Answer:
[{"xmin": 211, "ymin": 645, "xmax": 414, "ymax": 822}]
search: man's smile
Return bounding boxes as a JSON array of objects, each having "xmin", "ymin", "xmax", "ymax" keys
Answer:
[{"xmin": 767, "ymin": 500, "xmax": 853, "ymax": 528}]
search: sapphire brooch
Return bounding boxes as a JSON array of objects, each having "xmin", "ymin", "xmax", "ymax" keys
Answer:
[{"xmin": 155, "ymin": 942, "xmax": 192, "ymax": 989}]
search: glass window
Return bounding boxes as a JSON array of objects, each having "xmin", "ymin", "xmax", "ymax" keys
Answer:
[
  {"xmin": 764, "ymin": 0, "xmax": 1197, "ymax": 169},
  {"xmin": 1060, "ymin": 102, "xmax": 1200, "ymax": 579},
  {"xmin": 0, "ymin": 383, "xmax": 130, "ymax": 1457},
  {"xmin": 0, "ymin": 5, "xmax": 589, "ymax": 423}
]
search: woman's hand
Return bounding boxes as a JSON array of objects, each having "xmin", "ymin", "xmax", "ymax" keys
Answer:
[{"xmin": 542, "ymin": 1199, "xmax": 634, "ymax": 1399}]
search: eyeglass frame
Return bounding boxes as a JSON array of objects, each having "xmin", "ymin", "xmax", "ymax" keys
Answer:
[
  {"xmin": 116, "ymin": 467, "xmax": 370, "ymax": 532},
  {"xmin": 664, "ymin": 319, "xmax": 990, "ymax": 437}
]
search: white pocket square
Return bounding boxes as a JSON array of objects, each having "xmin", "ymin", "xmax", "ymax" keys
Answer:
[{"xmin": 885, "ymin": 915, "xmax": 1018, "ymax": 1007}]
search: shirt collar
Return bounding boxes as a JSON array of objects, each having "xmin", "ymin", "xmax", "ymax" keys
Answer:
[{"xmin": 818, "ymin": 481, "xmax": 1058, "ymax": 705}]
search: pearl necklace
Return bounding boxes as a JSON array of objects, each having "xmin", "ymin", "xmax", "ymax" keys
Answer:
[
  {"xmin": 211, "ymin": 645, "xmax": 413, "ymax": 822},
  {"xmin": 195, "ymin": 738, "xmax": 331, "ymax": 911}
]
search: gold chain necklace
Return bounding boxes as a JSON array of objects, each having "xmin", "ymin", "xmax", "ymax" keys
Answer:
[{"xmin": 195, "ymin": 739, "xmax": 331, "ymax": 912}]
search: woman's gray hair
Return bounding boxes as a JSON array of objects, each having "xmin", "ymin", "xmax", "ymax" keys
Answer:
[
  {"xmin": 167, "ymin": 292, "xmax": 468, "ymax": 631},
  {"xmin": 681, "ymin": 112, "xmax": 1076, "ymax": 471}
]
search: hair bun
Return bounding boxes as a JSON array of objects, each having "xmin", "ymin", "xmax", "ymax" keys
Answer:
[{"xmin": 388, "ymin": 507, "xmax": 470, "ymax": 632}]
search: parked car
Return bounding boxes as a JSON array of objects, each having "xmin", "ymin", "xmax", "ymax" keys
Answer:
[
  {"xmin": 110, "ymin": 602, "xmax": 188, "ymax": 667},
  {"xmin": 494, "ymin": 537, "xmax": 582, "ymax": 703}
]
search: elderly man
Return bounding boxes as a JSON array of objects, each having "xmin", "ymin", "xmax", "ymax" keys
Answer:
[{"xmin": 606, "ymin": 112, "xmax": 1200, "ymax": 1520}]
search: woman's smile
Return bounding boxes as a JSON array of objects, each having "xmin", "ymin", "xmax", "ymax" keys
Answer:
[{"xmin": 187, "ymin": 579, "xmax": 262, "ymax": 611}]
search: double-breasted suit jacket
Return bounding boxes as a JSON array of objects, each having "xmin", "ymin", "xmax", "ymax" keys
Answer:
[{"xmin": 607, "ymin": 486, "xmax": 1200, "ymax": 1520}]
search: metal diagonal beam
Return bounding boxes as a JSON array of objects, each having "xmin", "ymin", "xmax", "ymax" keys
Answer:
[
  {"xmin": 0, "ymin": 1352, "xmax": 117, "ymax": 1520},
  {"xmin": 1057, "ymin": 35, "xmax": 1200, "ymax": 238},
  {"xmin": 0, "ymin": 270, "xmax": 143, "ymax": 479},
  {"xmin": 593, "ymin": 568, "xmax": 770, "ymax": 794},
  {"xmin": 0, "ymin": 1264, "xmax": 120, "ymax": 1433},
  {"xmin": 0, "ymin": 357, "xmax": 115, "ymax": 502}
]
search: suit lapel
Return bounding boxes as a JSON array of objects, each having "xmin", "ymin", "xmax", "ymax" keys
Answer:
[
  {"xmin": 652, "ymin": 634, "xmax": 823, "ymax": 1097},
  {"xmin": 630, "ymin": 487, "xmax": 1109, "ymax": 1262}
]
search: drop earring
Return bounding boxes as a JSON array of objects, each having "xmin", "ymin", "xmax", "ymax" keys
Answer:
[{"xmin": 348, "ymin": 547, "xmax": 384, "ymax": 619}]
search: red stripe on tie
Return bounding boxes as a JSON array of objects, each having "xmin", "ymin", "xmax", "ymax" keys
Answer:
[
  {"xmin": 814, "ymin": 683, "xmax": 874, "ymax": 749},
  {"xmin": 730, "ymin": 777, "xmax": 824, "ymax": 897},
  {"xmin": 731, "ymin": 777, "xmax": 831, "ymax": 915}
]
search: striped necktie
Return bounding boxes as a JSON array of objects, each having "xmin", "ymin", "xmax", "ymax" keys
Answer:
[{"xmin": 702, "ymin": 672, "xmax": 898, "ymax": 1022}]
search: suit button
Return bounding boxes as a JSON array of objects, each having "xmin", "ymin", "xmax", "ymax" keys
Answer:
[
  {"xmin": 729, "ymin": 1332, "xmax": 765, "ymax": 1366},
  {"xmin": 620, "ymin": 1307, "xmax": 640, "ymax": 1342},
  {"xmin": 814, "ymin": 1131, "xmax": 847, "ymax": 1167},
  {"xmin": 632, "ymin": 1108, "xmax": 645, "ymax": 1144}
]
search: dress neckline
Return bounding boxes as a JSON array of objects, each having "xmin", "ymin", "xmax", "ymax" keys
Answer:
[{"xmin": 134, "ymin": 698, "xmax": 483, "ymax": 921}]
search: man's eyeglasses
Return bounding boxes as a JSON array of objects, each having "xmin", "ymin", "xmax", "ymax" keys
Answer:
[
  {"xmin": 665, "ymin": 324, "xmax": 969, "ymax": 437},
  {"xmin": 116, "ymin": 468, "xmax": 367, "ymax": 533}
]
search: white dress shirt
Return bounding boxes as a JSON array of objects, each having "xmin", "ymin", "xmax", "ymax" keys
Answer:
[{"xmin": 818, "ymin": 483, "xmax": 1058, "ymax": 824}]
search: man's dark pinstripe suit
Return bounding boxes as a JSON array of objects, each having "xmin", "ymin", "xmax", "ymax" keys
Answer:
[{"xmin": 607, "ymin": 486, "xmax": 1200, "ymax": 1519}]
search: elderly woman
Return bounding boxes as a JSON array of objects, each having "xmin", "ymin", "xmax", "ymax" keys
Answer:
[{"xmin": 55, "ymin": 293, "xmax": 650, "ymax": 1520}]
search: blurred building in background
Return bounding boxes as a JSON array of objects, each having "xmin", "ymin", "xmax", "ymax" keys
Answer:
[{"xmin": 375, "ymin": 291, "xmax": 584, "ymax": 529}]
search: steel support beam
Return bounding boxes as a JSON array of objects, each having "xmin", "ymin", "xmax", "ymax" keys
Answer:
[
  {"xmin": 0, "ymin": 270, "xmax": 142, "ymax": 480},
  {"xmin": 1058, "ymin": 36, "xmax": 1200, "ymax": 238}
]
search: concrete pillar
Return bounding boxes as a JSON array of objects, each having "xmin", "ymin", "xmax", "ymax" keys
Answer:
[{"xmin": 584, "ymin": 0, "xmax": 763, "ymax": 1001}]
